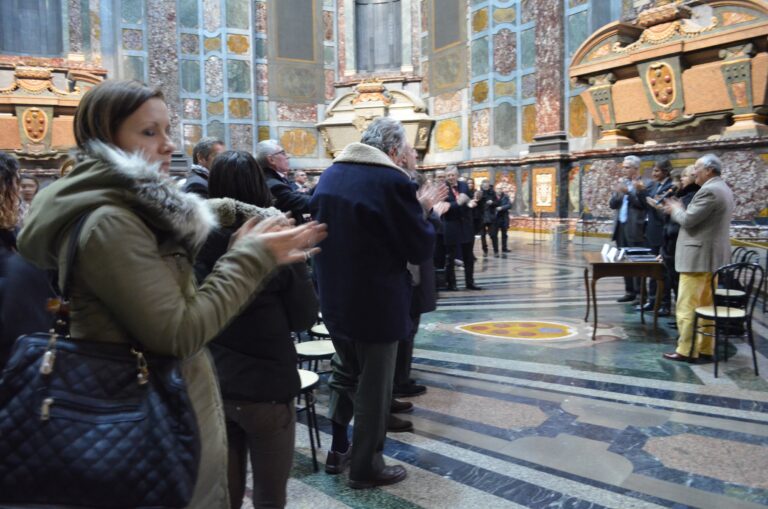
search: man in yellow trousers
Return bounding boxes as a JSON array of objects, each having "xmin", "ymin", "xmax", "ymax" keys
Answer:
[{"xmin": 661, "ymin": 154, "xmax": 734, "ymax": 362}]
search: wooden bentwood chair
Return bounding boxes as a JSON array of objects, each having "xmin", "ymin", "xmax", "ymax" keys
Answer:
[{"xmin": 690, "ymin": 262, "xmax": 765, "ymax": 378}]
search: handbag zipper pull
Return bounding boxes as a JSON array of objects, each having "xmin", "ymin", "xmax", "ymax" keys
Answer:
[
  {"xmin": 132, "ymin": 348, "xmax": 149, "ymax": 385},
  {"xmin": 40, "ymin": 397, "xmax": 54, "ymax": 421},
  {"xmin": 39, "ymin": 350, "xmax": 56, "ymax": 374}
]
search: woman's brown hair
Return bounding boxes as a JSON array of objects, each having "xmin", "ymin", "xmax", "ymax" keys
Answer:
[
  {"xmin": 0, "ymin": 151, "xmax": 20, "ymax": 229},
  {"xmin": 74, "ymin": 80, "xmax": 164, "ymax": 150}
]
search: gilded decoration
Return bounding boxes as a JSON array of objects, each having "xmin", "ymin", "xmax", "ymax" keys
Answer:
[
  {"xmin": 568, "ymin": 96, "xmax": 588, "ymax": 138},
  {"xmin": 0, "ymin": 66, "xmax": 76, "ymax": 97},
  {"xmin": 204, "ymin": 36, "xmax": 222, "ymax": 52},
  {"xmin": 722, "ymin": 11, "xmax": 757, "ymax": 26},
  {"xmin": 493, "ymin": 7, "xmax": 516, "ymax": 24},
  {"xmin": 258, "ymin": 126, "xmax": 271, "ymax": 141},
  {"xmin": 228, "ymin": 99, "xmax": 252, "ymax": 118},
  {"xmin": 22, "ymin": 108, "xmax": 47, "ymax": 142},
  {"xmin": 280, "ymin": 128, "xmax": 317, "ymax": 157},
  {"xmin": 207, "ymin": 101, "xmax": 224, "ymax": 116},
  {"xmin": 495, "ymin": 81, "xmax": 516, "ymax": 97},
  {"xmin": 351, "ymin": 80, "xmax": 393, "ymax": 105},
  {"xmin": 436, "ymin": 119, "xmax": 461, "ymax": 151},
  {"xmin": 647, "ymin": 62, "xmax": 676, "ymax": 107},
  {"xmin": 532, "ymin": 167, "xmax": 557, "ymax": 214},
  {"xmin": 472, "ymin": 81, "xmax": 489, "ymax": 104},
  {"xmin": 227, "ymin": 34, "xmax": 250, "ymax": 54},
  {"xmin": 522, "ymin": 105, "xmax": 536, "ymax": 144},
  {"xmin": 472, "ymin": 8, "xmax": 489, "ymax": 32}
]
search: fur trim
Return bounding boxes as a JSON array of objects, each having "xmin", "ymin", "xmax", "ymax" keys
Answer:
[
  {"xmin": 333, "ymin": 142, "xmax": 410, "ymax": 177},
  {"xmin": 207, "ymin": 198, "xmax": 283, "ymax": 228},
  {"xmin": 86, "ymin": 141, "xmax": 217, "ymax": 252}
]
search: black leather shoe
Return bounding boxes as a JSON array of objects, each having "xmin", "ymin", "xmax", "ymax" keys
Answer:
[
  {"xmin": 387, "ymin": 414, "xmax": 414, "ymax": 432},
  {"xmin": 657, "ymin": 307, "xmax": 671, "ymax": 317},
  {"xmin": 466, "ymin": 284, "xmax": 483, "ymax": 291},
  {"xmin": 349, "ymin": 465, "xmax": 407, "ymax": 489},
  {"xmin": 494, "ymin": 252, "xmax": 500, "ymax": 258},
  {"xmin": 635, "ymin": 302, "xmax": 655, "ymax": 311},
  {"xmin": 616, "ymin": 294, "xmax": 637, "ymax": 303},
  {"xmin": 502, "ymin": 249, "xmax": 511, "ymax": 253},
  {"xmin": 663, "ymin": 352, "xmax": 693, "ymax": 363},
  {"xmin": 325, "ymin": 446, "xmax": 352, "ymax": 475},
  {"xmin": 390, "ymin": 399, "xmax": 413, "ymax": 414},
  {"xmin": 444, "ymin": 285, "xmax": 459, "ymax": 292},
  {"xmin": 393, "ymin": 384, "xmax": 427, "ymax": 398}
]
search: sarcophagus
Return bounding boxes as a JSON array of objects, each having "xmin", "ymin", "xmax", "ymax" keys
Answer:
[{"xmin": 569, "ymin": 0, "xmax": 768, "ymax": 146}]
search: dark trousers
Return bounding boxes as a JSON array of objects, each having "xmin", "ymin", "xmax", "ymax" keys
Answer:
[
  {"xmin": 615, "ymin": 222, "xmax": 644, "ymax": 295},
  {"xmin": 490, "ymin": 223, "xmax": 508, "ymax": 252},
  {"xmin": 445, "ymin": 241, "xmax": 475, "ymax": 288},
  {"xmin": 394, "ymin": 314, "xmax": 420, "ymax": 389},
  {"xmin": 327, "ymin": 339, "xmax": 398, "ymax": 480},
  {"xmin": 663, "ymin": 254, "xmax": 679, "ymax": 303},
  {"xmin": 434, "ymin": 234, "xmax": 446, "ymax": 269},
  {"xmin": 480, "ymin": 223, "xmax": 494, "ymax": 253},
  {"xmin": 224, "ymin": 400, "xmax": 296, "ymax": 509}
]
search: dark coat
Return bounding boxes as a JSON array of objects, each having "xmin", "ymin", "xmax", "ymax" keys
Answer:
[
  {"xmin": 480, "ymin": 188, "xmax": 498, "ymax": 225},
  {"xmin": 442, "ymin": 181, "xmax": 475, "ymax": 246},
  {"xmin": 195, "ymin": 225, "xmax": 318, "ymax": 403},
  {"xmin": 494, "ymin": 193, "xmax": 511, "ymax": 227},
  {"xmin": 645, "ymin": 177, "xmax": 674, "ymax": 248},
  {"xmin": 264, "ymin": 167, "xmax": 312, "ymax": 224},
  {"xmin": 409, "ymin": 213, "xmax": 440, "ymax": 317},
  {"xmin": 0, "ymin": 230, "xmax": 55, "ymax": 368},
  {"xmin": 610, "ymin": 178, "xmax": 650, "ymax": 244},
  {"xmin": 309, "ymin": 143, "xmax": 435, "ymax": 344},
  {"xmin": 182, "ymin": 164, "xmax": 209, "ymax": 198}
]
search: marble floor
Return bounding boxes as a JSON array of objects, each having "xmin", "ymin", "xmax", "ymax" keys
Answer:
[{"xmin": 249, "ymin": 233, "xmax": 768, "ymax": 509}]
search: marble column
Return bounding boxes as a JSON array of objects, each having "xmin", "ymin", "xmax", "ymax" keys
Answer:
[
  {"xmin": 531, "ymin": 0, "xmax": 566, "ymax": 152},
  {"xmin": 146, "ymin": 0, "xmax": 181, "ymax": 145}
]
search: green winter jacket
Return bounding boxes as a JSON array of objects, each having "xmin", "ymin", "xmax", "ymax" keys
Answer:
[{"xmin": 18, "ymin": 142, "xmax": 278, "ymax": 509}]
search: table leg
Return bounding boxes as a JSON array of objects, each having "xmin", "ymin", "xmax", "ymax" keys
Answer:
[
  {"xmin": 639, "ymin": 278, "xmax": 646, "ymax": 325},
  {"xmin": 584, "ymin": 267, "xmax": 590, "ymax": 322},
  {"xmin": 653, "ymin": 277, "xmax": 663, "ymax": 332},
  {"xmin": 591, "ymin": 276, "xmax": 598, "ymax": 341}
]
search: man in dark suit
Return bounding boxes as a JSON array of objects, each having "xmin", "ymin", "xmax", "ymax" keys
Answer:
[
  {"xmin": 442, "ymin": 166, "xmax": 481, "ymax": 291},
  {"xmin": 609, "ymin": 155, "xmax": 649, "ymax": 302},
  {"xmin": 310, "ymin": 118, "xmax": 436, "ymax": 489},
  {"xmin": 182, "ymin": 137, "xmax": 225, "ymax": 198},
  {"xmin": 641, "ymin": 159, "xmax": 675, "ymax": 314},
  {"xmin": 255, "ymin": 140, "xmax": 312, "ymax": 224}
]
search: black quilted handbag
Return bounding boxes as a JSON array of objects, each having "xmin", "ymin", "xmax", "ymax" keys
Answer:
[{"xmin": 0, "ymin": 214, "xmax": 200, "ymax": 508}]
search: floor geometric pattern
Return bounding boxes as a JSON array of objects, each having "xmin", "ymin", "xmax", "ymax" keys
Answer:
[
  {"xmin": 241, "ymin": 233, "xmax": 768, "ymax": 509},
  {"xmin": 458, "ymin": 320, "xmax": 578, "ymax": 340}
]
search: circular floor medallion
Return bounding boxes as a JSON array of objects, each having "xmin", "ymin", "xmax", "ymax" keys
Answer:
[{"xmin": 458, "ymin": 320, "xmax": 578, "ymax": 341}]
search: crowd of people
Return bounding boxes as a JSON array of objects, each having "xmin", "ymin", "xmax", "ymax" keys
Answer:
[
  {"xmin": 610, "ymin": 153, "xmax": 734, "ymax": 363},
  {"xmin": 0, "ymin": 77, "xmax": 738, "ymax": 508}
]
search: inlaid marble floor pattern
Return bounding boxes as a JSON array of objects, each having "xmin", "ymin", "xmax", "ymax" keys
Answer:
[{"xmin": 245, "ymin": 234, "xmax": 768, "ymax": 509}]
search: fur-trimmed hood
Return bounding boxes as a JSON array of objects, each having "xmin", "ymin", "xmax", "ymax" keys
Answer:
[
  {"xmin": 207, "ymin": 198, "xmax": 283, "ymax": 228},
  {"xmin": 333, "ymin": 142, "xmax": 410, "ymax": 177},
  {"xmin": 19, "ymin": 142, "xmax": 217, "ymax": 269}
]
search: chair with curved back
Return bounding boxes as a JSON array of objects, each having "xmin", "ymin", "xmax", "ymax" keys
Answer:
[{"xmin": 691, "ymin": 262, "xmax": 764, "ymax": 377}]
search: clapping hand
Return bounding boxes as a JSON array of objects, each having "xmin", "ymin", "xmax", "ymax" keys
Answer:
[
  {"xmin": 661, "ymin": 196, "xmax": 682, "ymax": 215},
  {"xmin": 433, "ymin": 201, "xmax": 450, "ymax": 216},
  {"xmin": 234, "ymin": 214, "xmax": 328, "ymax": 265},
  {"xmin": 417, "ymin": 181, "xmax": 449, "ymax": 212}
]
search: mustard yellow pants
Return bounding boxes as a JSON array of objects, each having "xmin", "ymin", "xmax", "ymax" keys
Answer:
[{"xmin": 675, "ymin": 272, "xmax": 714, "ymax": 357}]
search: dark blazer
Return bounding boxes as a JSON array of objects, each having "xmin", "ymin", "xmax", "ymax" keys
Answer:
[
  {"xmin": 480, "ymin": 188, "xmax": 498, "ymax": 225},
  {"xmin": 609, "ymin": 178, "xmax": 649, "ymax": 244},
  {"xmin": 410, "ymin": 213, "xmax": 440, "ymax": 316},
  {"xmin": 182, "ymin": 164, "xmax": 209, "ymax": 199},
  {"xmin": 442, "ymin": 181, "xmax": 475, "ymax": 245},
  {"xmin": 310, "ymin": 150, "xmax": 435, "ymax": 344},
  {"xmin": 195, "ymin": 225, "xmax": 318, "ymax": 403},
  {"xmin": 264, "ymin": 167, "xmax": 312, "ymax": 224},
  {"xmin": 494, "ymin": 193, "xmax": 511, "ymax": 227},
  {"xmin": 645, "ymin": 177, "xmax": 674, "ymax": 248},
  {"xmin": 661, "ymin": 184, "xmax": 699, "ymax": 260}
]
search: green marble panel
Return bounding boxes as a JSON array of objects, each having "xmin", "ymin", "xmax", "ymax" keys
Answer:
[
  {"xmin": 323, "ymin": 46, "xmax": 334, "ymax": 66},
  {"xmin": 520, "ymin": 28, "xmax": 535, "ymax": 69},
  {"xmin": 207, "ymin": 120, "xmax": 226, "ymax": 141},
  {"xmin": 257, "ymin": 101, "xmax": 269, "ymax": 121},
  {"xmin": 179, "ymin": 0, "xmax": 198, "ymax": 28},
  {"xmin": 122, "ymin": 55, "xmax": 145, "ymax": 82},
  {"xmin": 568, "ymin": 11, "xmax": 588, "ymax": 57},
  {"xmin": 254, "ymin": 38, "xmax": 267, "ymax": 59},
  {"xmin": 226, "ymin": 0, "xmax": 249, "ymax": 29},
  {"xmin": 494, "ymin": 102, "xmax": 517, "ymax": 149},
  {"xmin": 180, "ymin": 60, "xmax": 201, "ymax": 93},
  {"xmin": 121, "ymin": 0, "xmax": 143, "ymax": 24},
  {"xmin": 227, "ymin": 59, "xmax": 251, "ymax": 93},
  {"xmin": 471, "ymin": 36, "xmax": 489, "ymax": 77}
]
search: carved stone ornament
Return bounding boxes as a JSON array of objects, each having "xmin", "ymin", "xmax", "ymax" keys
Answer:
[
  {"xmin": 647, "ymin": 63, "xmax": 676, "ymax": 107},
  {"xmin": 351, "ymin": 79, "xmax": 393, "ymax": 106},
  {"xmin": 0, "ymin": 66, "xmax": 75, "ymax": 96}
]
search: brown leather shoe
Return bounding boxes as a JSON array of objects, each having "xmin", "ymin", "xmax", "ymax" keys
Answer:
[
  {"xmin": 349, "ymin": 465, "xmax": 407, "ymax": 489},
  {"xmin": 390, "ymin": 399, "xmax": 413, "ymax": 414},
  {"xmin": 324, "ymin": 446, "xmax": 351, "ymax": 475},
  {"xmin": 663, "ymin": 352, "xmax": 693, "ymax": 362},
  {"xmin": 387, "ymin": 414, "xmax": 414, "ymax": 433}
]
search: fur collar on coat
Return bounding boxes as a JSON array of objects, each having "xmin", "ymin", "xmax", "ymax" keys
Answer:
[{"xmin": 333, "ymin": 142, "xmax": 410, "ymax": 178}]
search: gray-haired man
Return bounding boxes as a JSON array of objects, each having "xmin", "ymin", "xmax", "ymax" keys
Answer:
[
  {"xmin": 183, "ymin": 137, "xmax": 225, "ymax": 198},
  {"xmin": 255, "ymin": 140, "xmax": 312, "ymax": 224}
]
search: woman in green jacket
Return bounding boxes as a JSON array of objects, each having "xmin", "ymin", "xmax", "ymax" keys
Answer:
[{"xmin": 17, "ymin": 79, "xmax": 326, "ymax": 508}]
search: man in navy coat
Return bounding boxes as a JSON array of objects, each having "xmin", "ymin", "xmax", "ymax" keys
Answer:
[{"xmin": 310, "ymin": 118, "xmax": 436, "ymax": 489}]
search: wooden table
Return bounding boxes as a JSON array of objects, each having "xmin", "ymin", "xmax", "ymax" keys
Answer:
[{"xmin": 583, "ymin": 252, "xmax": 665, "ymax": 341}]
